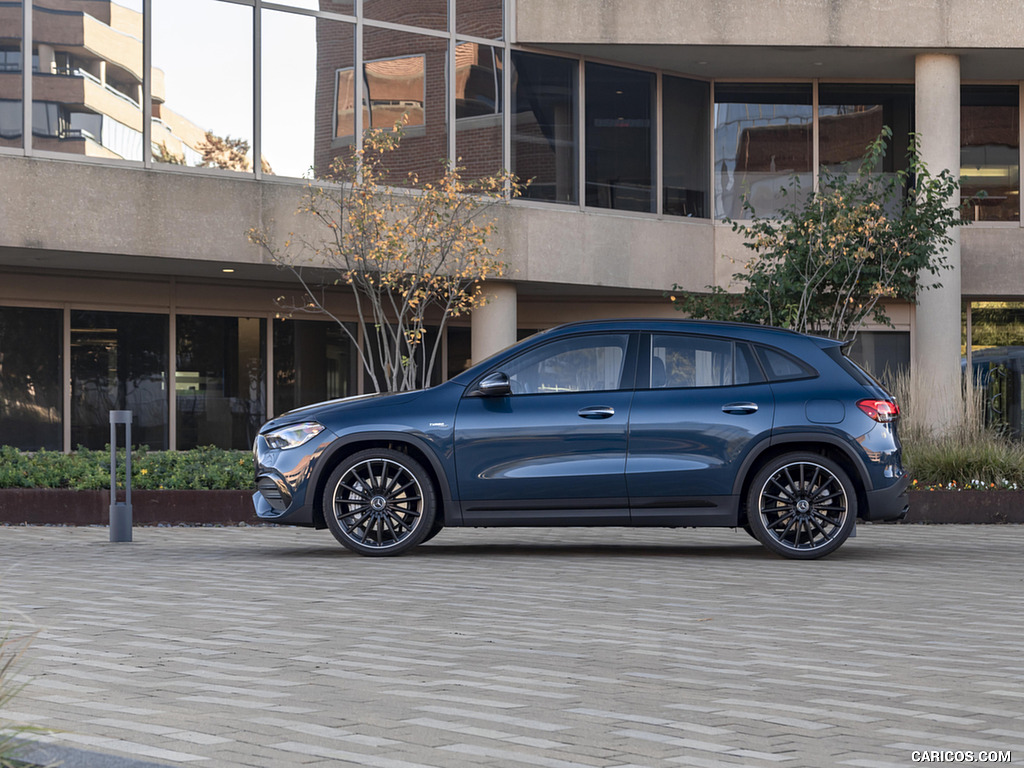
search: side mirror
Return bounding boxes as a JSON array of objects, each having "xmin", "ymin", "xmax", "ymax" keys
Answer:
[{"xmin": 474, "ymin": 371, "xmax": 512, "ymax": 397}]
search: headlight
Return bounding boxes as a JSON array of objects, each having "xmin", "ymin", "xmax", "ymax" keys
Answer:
[{"xmin": 263, "ymin": 422, "xmax": 326, "ymax": 450}]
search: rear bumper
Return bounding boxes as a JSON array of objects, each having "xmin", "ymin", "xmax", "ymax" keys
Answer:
[{"xmin": 861, "ymin": 474, "xmax": 910, "ymax": 522}]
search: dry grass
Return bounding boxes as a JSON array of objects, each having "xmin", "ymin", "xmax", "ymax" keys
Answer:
[{"xmin": 891, "ymin": 370, "xmax": 1024, "ymax": 488}]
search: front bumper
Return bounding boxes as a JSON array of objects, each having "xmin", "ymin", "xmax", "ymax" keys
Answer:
[{"xmin": 861, "ymin": 473, "xmax": 910, "ymax": 522}]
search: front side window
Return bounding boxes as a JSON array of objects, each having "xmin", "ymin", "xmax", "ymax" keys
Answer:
[
  {"xmin": 501, "ymin": 334, "xmax": 630, "ymax": 395},
  {"xmin": 650, "ymin": 334, "xmax": 763, "ymax": 388}
]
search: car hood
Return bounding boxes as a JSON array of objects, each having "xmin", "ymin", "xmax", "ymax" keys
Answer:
[{"xmin": 261, "ymin": 389, "xmax": 429, "ymax": 433}]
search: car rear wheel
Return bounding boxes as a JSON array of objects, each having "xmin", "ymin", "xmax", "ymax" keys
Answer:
[
  {"xmin": 747, "ymin": 453, "xmax": 857, "ymax": 560},
  {"xmin": 323, "ymin": 448, "xmax": 436, "ymax": 556}
]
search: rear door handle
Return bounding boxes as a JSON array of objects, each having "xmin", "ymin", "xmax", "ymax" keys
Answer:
[
  {"xmin": 722, "ymin": 402, "xmax": 759, "ymax": 415},
  {"xmin": 578, "ymin": 406, "xmax": 615, "ymax": 419}
]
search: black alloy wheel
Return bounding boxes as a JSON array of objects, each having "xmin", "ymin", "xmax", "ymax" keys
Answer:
[
  {"xmin": 746, "ymin": 453, "xmax": 857, "ymax": 559},
  {"xmin": 323, "ymin": 448, "xmax": 437, "ymax": 556}
]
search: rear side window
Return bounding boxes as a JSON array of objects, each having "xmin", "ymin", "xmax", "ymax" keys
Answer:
[
  {"xmin": 756, "ymin": 345, "xmax": 817, "ymax": 381},
  {"xmin": 649, "ymin": 335, "xmax": 765, "ymax": 388}
]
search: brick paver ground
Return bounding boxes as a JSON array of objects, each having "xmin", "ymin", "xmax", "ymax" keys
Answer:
[{"xmin": 0, "ymin": 524, "xmax": 1021, "ymax": 768}]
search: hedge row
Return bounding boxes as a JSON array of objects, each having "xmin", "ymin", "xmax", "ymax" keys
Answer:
[{"xmin": 0, "ymin": 446, "xmax": 253, "ymax": 491}]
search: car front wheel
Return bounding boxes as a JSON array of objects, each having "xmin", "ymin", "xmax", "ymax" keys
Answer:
[
  {"xmin": 323, "ymin": 448, "xmax": 437, "ymax": 556},
  {"xmin": 746, "ymin": 453, "xmax": 857, "ymax": 560}
]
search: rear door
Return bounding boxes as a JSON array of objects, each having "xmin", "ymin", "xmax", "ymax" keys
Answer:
[{"xmin": 626, "ymin": 332, "xmax": 775, "ymax": 525}]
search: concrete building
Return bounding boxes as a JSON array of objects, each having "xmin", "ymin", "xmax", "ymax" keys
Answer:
[{"xmin": 1, "ymin": 0, "xmax": 1022, "ymax": 452}]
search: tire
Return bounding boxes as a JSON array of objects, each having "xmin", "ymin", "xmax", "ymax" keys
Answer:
[
  {"xmin": 746, "ymin": 453, "xmax": 857, "ymax": 560},
  {"xmin": 322, "ymin": 448, "xmax": 437, "ymax": 556},
  {"xmin": 421, "ymin": 519, "xmax": 445, "ymax": 544}
]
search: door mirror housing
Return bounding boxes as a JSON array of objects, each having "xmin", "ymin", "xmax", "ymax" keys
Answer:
[{"xmin": 474, "ymin": 371, "xmax": 512, "ymax": 397}]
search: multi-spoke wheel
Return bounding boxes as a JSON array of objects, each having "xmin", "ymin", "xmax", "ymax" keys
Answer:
[
  {"xmin": 323, "ymin": 448, "xmax": 437, "ymax": 556},
  {"xmin": 746, "ymin": 453, "xmax": 857, "ymax": 559}
]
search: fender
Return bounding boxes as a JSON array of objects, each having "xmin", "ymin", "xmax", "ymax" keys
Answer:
[
  {"xmin": 309, "ymin": 430, "xmax": 460, "ymax": 527},
  {"xmin": 731, "ymin": 430, "xmax": 873, "ymax": 497}
]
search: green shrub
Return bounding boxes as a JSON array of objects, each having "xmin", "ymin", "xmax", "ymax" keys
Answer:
[{"xmin": 0, "ymin": 447, "xmax": 253, "ymax": 491}]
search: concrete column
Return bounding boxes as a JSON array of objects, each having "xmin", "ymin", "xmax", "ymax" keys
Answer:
[
  {"xmin": 471, "ymin": 282, "xmax": 517, "ymax": 365},
  {"xmin": 913, "ymin": 53, "xmax": 961, "ymax": 434}
]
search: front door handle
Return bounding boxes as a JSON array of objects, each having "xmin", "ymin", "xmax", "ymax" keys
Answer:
[
  {"xmin": 722, "ymin": 402, "xmax": 759, "ymax": 415},
  {"xmin": 578, "ymin": 405, "xmax": 615, "ymax": 419}
]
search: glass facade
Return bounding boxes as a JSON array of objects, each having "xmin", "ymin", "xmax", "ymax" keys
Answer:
[
  {"xmin": 455, "ymin": 41, "xmax": 503, "ymax": 179},
  {"xmin": 153, "ymin": 0, "xmax": 252, "ymax": 171},
  {"xmin": 961, "ymin": 86, "xmax": 1019, "ymax": 223},
  {"xmin": 715, "ymin": 84, "xmax": 813, "ymax": 219},
  {"xmin": 0, "ymin": 306, "xmax": 61, "ymax": 450},
  {"xmin": 968, "ymin": 302, "xmax": 1024, "ymax": 437},
  {"xmin": 512, "ymin": 50, "xmax": 577, "ymax": 204},
  {"xmin": 176, "ymin": 315, "xmax": 265, "ymax": 450},
  {"xmin": 273, "ymin": 318, "xmax": 358, "ymax": 417},
  {"xmin": 585, "ymin": 62, "xmax": 655, "ymax": 212},
  {"xmin": 0, "ymin": 1, "xmax": 22, "ymax": 150},
  {"xmin": 71, "ymin": 311, "xmax": 168, "ymax": 450},
  {"xmin": 663, "ymin": 76, "xmax": 710, "ymax": 218}
]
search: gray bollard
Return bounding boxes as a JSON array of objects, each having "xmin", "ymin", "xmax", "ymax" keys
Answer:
[{"xmin": 109, "ymin": 410, "xmax": 133, "ymax": 543}]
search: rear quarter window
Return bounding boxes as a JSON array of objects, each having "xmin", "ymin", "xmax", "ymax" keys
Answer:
[{"xmin": 756, "ymin": 345, "xmax": 817, "ymax": 381}]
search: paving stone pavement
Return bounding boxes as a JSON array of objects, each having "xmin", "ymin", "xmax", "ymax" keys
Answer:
[{"xmin": 0, "ymin": 523, "xmax": 1022, "ymax": 768}]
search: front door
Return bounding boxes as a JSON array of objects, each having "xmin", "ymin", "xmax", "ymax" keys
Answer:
[{"xmin": 454, "ymin": 332, "xmax": 637, "ymax": 525}]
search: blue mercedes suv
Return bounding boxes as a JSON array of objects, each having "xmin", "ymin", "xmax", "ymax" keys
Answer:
[{"xmin": 253, "ymin": 320, "xmax": 908, "ymax": 559}]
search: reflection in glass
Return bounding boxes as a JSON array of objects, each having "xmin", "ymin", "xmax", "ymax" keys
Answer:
[
  {"xmin": 663, "ymin": 76, "xmax": 710, "ymax": 218},
  {"xmin": 585, "ymin": 63, "xmax": 654, "ymax": 212},
  {"xmin": 846, "ymin": 331, "xmax": 910, "ymax": 383},
  {"xmin": 31, "ymin": 0, "xmax": 143, "ymax": 160},
  {"xmin": 456, "ymin": 42, "xmax": 502, "ymax": 179},
  {"xmin": 969, "ymin": 301, "xmax": 1024, "ymax": 437},
  {"xmin": 962, "ymin": 86, "xmax": 1019, "ymax": 223},
  {"xmin": 0, "ymin": 1, "xmax": 23, "ymax": 150},
  {"xmin": 365, "ymin": 0, "xmax": 447, "ymax": 31},
  {"xmin": 273, "ymin": 319, "xmax": 358, "ymax": 415},
  {"xmin": 0, "ymin": 306, "xmax": 61, "ymax": 450},
  {"xmin": 714, "ymin": 84, "xmax": 812, "ymax": 219},
  {"xmin": 818, "ymin": 84, "xmax": 913, "ymax": 205},
  {"xmin": 264, "ymin": 12, "xmax": 353, "ymax": 178},
  {"xmin": 457, "ymin": 0, "xmax": 503, "ymax": 40},
  {"xmin": 512, "ymin": 51, "xmax": 577, "ymax": 204},
  {"xmin": 153, "ymin": 0, "xmax": 253, "ymax": 172},
  {"xmin": 71, "ymin": 311, "xmax": 168, "ymax": 450},
  {"xmin": 176, "ymin": 315, "xmax": 265, "ymax": 450},
  {"xmin": 360, "ymin": 26, "xmax": 448, "ymax": 185}
]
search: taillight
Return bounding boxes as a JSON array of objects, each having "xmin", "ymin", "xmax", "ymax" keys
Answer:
[{"xmin": 857, "ymin": 399, "xmax": 900, "ymax": 423}]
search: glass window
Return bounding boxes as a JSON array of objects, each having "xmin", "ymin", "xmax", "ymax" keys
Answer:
[
  {"xmin": 176, "ymin": 315, "xmax": 265, "ymax": 450},
  {"xmin": 585, "ymin": 62, "xmax": 655, "ymax": 212},
  {"xmin": 153, "ymin": 0, "xmax": 253, "ymax": 172},
  {"xmin": 714, "ymin": 84, "xmax": 812, "ymax": 219},
  {"xmin": 365, "ymin": 0, "xmax": 447, "ymax": 32},
  {"xmin": 263, "ymin": 11, "xmax": 352, "ymax": 179},
  {"xmin": 457, "ymin": 0, "xmax": 503, "ymax": 40},
  {"xmin": 456, "ymin": 42, "xmax": 502, "ymax": 179},
  {"xmin": 447, "ymin": 326, "xmax": 472, "ymax": 378},
  {"xmin": 968, "ymin": 302, "xmax": 1024, "ymax": 437},
  {"xmin": 663, "ymin": 76, "xmax": 710, "ymax": 218},
  {"xmin": 32, "ymin": 1, "xmax": 144, "ymax": 160},
  {"xmin": 0, "ymin": 306, "xmax": 62, "ymax": 450},
  {"xmin": 756, "ymin": 345, "xmax": 816, "ymax": 381},
  {"xmin": 275, "ymin": 0, "xmax": 353, "ymax": 11},
  {"xmin": 962, "ymin": 86, "xmax": 1019, "ymax": 223},
  {"xmin": 501, "ymin": 334, "xmax": 629, "ymax": 395},
  {"xmin": 273, "ymin": 319, "xmax": 358, "ymax": 416},
  {"xmin": 650, "ymin": 334, "xmax": 761, "ymax": 388},
  {"xmin": 0, "ymin": 4, "xmax": 23, "ymax": 150},
  {"xmin": 71, "ymin": 311, "xmax": 169, "ymax": 450},
  {"xmin": 511, "ymin": 51, "xmax": 577, "ymax": 204},
  {"xmin": 362, "ymin": 26, "xmax": 448, "ymax": 185},
  {"xmin": 846, "ymin": 331, "xmax": 910, "ymax": 382}
]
